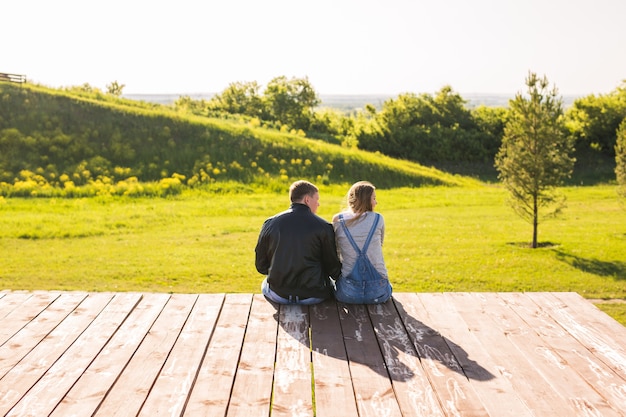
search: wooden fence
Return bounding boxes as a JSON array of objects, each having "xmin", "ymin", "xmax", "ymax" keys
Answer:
[{"xmin": 0, "ymin": 72, "xmax": 26, "ymax": 84}]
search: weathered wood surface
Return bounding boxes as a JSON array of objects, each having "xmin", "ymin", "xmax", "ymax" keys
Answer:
[
  {"xmin": 0, "ymin": 291, "xmax": 625, "ymax": 416},
  {"xmin": 0, "ymin": 73, "xmax": 26, "ymax": 84}
]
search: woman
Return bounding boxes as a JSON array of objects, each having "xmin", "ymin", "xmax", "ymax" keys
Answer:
[{"xmin": 332, "ymin": 181, "xmax": 392, "ymax": 304}]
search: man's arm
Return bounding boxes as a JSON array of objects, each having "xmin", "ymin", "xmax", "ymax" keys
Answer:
[
  {"xmin": 255, "ymin": 221, "xmax": 271, "ymax": 275},
  {"xmin": 321, "ymin": 223, "xmax": 342, "ymax": 280}
]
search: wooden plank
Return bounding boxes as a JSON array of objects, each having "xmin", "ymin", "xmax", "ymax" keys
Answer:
[
  {"xmin": 501, "ymin": 292, "xmax": 626, "ymax": 414},
  {"xmin": 309, "ymin": 300, "xmax": 359, "ymax": 417},
  {"xmin": 0, "ymin": 292, "xmax": 34, "ymax": 323},
  {"xmin": 138, "ymin": 293, "xmax": 224, "ymax": 417},
  {"xmin": 184, "ymin": 293, "xmax": 252, "ymax": 417},
  {"xmin": 417, "ymin": 292, "xmax": 533, "ymax": 416},
  {"xmin": 271, "ymin": 303, "xmax": 313, "ymax": 416},
  {"xmin": 366, "ymin": 299, "xmax": 445, "ymax": 416},
  {"xmin": 551, "ymin": 293, "xmax": 626, "ymax": 344},
  {"xmin": 0, "ymin": 291, "xmax": 60, "ymax": 344},
  {"xmin": 451, "ymin": 292, "xmax": 581, "ymax": 415},
  {"xmin": 338, "ymin": 302, "xmax": 403, "ymax": 416},
  {"xmin": 544, "ymin": 292, "xmax": 626, "ymax": 380},
  {"xmin": 0, "ymin": 293, "xmax": 114, "ymax": 416},
  {"xmin": 1, "ymin": 291, "xmax": 625, "ymax": 417},
  {"xmin": 226, "ymin": 294, "xmax": 278, "ymax": 417},
  {"xmin": 49, "ymin": 293, "xmax": 171, "ymax": 417},
  {"xmin": 5, "ymin": 293, "xmax": 143, "ymax": 417},
  {"xmin": 94, "ymin": 293, "xmax": 199, "ymax": 417},
  {"xmin": 392, "ymin": 293, "xmax": 489, "ymax": 417},
  {"xmin": 472, "ymin": 294, "xmax": 621, "ymax": 416},
  {"xmin": 0, "ymin": 292, "xmax": 88, "ymax": 379}
]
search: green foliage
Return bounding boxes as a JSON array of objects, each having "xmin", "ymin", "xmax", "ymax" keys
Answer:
[
  {"xmin": 4, "ymin": 78, "xmax": 623, "ymax": 197},
  {"xmin": 616, "ymin": 119, "xmax": 626, "ymax": 198},
  {"xmin": 308, "ymin": 108, "xmax": 353, "ymax": 146},
  {"xmin": 566, "ymin": 81, "xmax": 626, "ymax": 158},
  {"xmin": 162, "ymin": 78, "xmax": 623, "ymax": 182},
  {"xmin": 495, "ymin": 72, "xmax": 575, "ymax": 248},
  {"xmin": 174, "ymin": 95, "xmax": 210, "ymax": 116},
  {"xmin": 355, "ymin": 86, "xmax": 497, "ymax": 163},
  {"xmin": 106, "ymin": 80, "xmax": 125, "ymax": 96},
  {"xmin": 205, "ymin": 76, "xmax": 320, "ymax": 132},
  {"xmin": 0, "ymin": 169, "xmax": 186, "ymax": 198},
  {"xmin": 262, "ymin": 75, "xmax": 320, "ymax": 131},
  {"xmin": 209, "ymin": 80, "xmax": 264, "ymax": 119},
  {"xmin": 0, "ymin": 83, "xmax": 474, "ymax": 198},
  {"xmin": 471, "ymin": 105, "xmax": 510, "ymax": 161}
]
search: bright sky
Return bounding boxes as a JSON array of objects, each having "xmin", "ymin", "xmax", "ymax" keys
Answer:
[{"xmin": 3, "ymin": 0, "xmax": 625, "ymax": 96}]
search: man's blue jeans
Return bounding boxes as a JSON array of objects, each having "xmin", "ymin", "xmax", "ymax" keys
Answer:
[{"xmin": 261, "ymin": 277, "xmax": 326, "ymax": 305}]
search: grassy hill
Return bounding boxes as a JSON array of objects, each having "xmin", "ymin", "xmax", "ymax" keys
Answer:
[{"xmin": 0, "ymin": 83, "xmax": 479, "ymax": 197}]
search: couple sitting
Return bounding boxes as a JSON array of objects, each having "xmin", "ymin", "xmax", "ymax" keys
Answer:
[{"xmin": 255, "ymin": 179, "xmax": 392, "ymax": 305}]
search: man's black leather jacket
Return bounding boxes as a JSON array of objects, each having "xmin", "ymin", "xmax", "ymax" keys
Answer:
[{"xmin": 255, "ymin": 203, "xmax": 342, "ymax": 299}]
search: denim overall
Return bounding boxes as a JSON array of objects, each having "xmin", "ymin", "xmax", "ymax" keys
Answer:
[{"xmin": 335, "ymin": 213, "xmax": 392, "ymax": 304}]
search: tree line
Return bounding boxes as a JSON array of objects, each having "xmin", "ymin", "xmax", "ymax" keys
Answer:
[
  {"xmin": 183, "ymin": 75, "xmax": 625, "ymax": 177},
  {"xmin": 175, "ymin": 73, "xmax": 626, "ymax": 247},
  {"xmin": 1, "ymin": 73, "xmax": 624, "ymax": 247},
  {"xmin": 1, "ymin": 82, "xmax": 472, "ymax": 198}
]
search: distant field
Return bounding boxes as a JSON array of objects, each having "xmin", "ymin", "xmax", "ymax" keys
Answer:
[
  {"xmin": 1, "ymin": 184, "xmax": 624, "ymax": 324},
  {"xmin": 123, "ymin": 92, "xmax": 582, "ymax": 111}
]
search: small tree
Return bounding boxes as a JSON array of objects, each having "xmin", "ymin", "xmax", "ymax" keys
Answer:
[
  {"xmin": 106, "ymin": 81, "xmax": 125, "ymax": 96},
  {"xmin": 616, "ymin": 118, "xmax": 626, "ymax": 199},
  {"xmin": 495, "ymin": 72, "xmax": 575, "ymax": 248}
]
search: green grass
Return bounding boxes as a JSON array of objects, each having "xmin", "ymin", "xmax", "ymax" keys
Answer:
[
  {"xmin": 1, "ymin": 184, "xmax": 624, "ymax": 324},
  {"xmin": 1, "ymin": 83, "xmax": 479, "ymax": 193}
]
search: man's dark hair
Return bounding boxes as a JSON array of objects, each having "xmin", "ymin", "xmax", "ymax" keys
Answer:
[{"xmin": 289, "ymin": 180, "xmax": 318, "ymax": 203}]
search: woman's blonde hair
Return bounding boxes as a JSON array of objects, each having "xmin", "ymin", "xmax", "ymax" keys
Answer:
[{"xmin": 346, "ymin": 181, "xmax": 375, "ymax": 224}]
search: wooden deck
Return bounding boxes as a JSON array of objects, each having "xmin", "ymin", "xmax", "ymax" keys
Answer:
[{"xmin": 1, "ymin": 291, "xmax": 626, "ymax": 416}]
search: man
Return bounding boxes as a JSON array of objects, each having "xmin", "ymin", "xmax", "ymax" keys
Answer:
[{"xmin": 255, "ymin": 180, "xmax": 342, "ymax": 304}]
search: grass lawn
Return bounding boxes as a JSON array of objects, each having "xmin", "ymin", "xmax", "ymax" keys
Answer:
[{"xmin": 1, "ymin": 184, "xmax": 624, "ymax": 324}]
